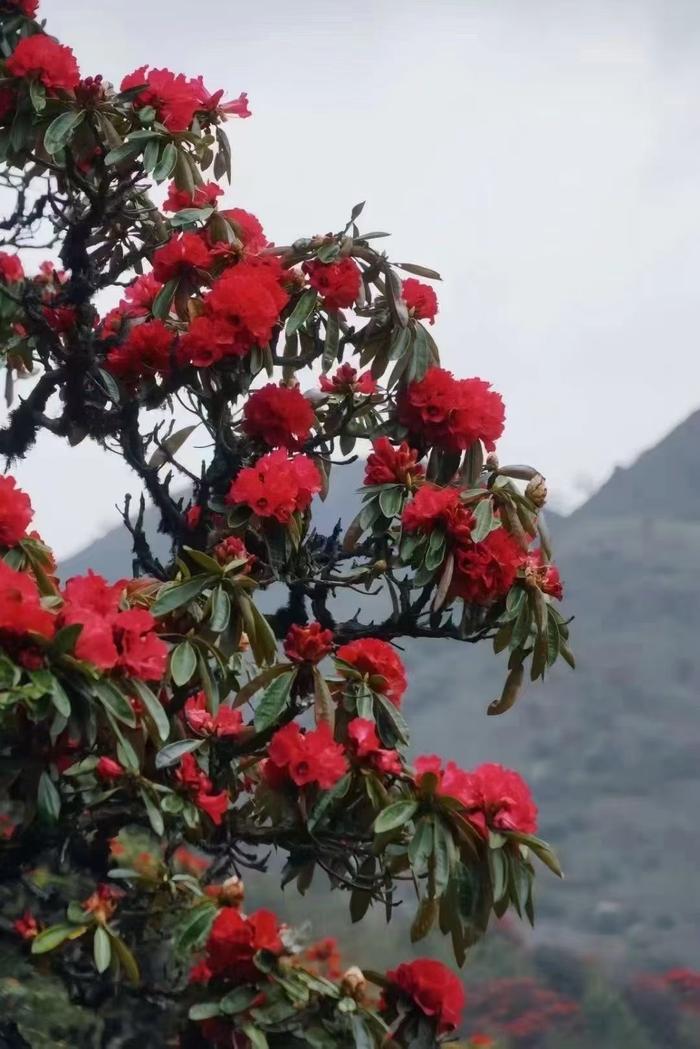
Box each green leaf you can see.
[322,310,340,372]
[130,678,170,742]
[29,78,46,113]
[139,787,164,836]
[209,586,231,633]
[410,897,439,943]
[149,423,197,469]
[432,817,456,897]
[350,1015,374,1049]
[515,833,563,878]
[169,206,214,228]
[220,987,259,1015]
[471,498,499,543]
[44,109,85,154]
[37,771,61,821]
[188,1002,222,1021]
[254,670,296,733]
[241,1025,269,1049]
[374,692,409,748]
[104,139,144,166]
[170,640,197,686]
[93,925,111,974]
[373,799,417,834]
[487,662,525,717]
[49,675,71,718]
[489,847,508,903]
[233,664,292,709]
[150,277,178,320]
[409,816,435,876]
[94,679,137,727]
[51,622,83,656]
[307,772,352,832]
[153,140,177,182]
[176,903,217,953]
[286,289,317,335]
[155,737,203,770]
[95,367,121,405]
[32,923,86,955]
[110,934,140,985]
[378,485,403,520]
[152,574,216,616]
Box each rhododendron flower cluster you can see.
[347,718,402,775]
[0,251,24,284]
[386,958,466,1032]
[364,437,425,487]
[152,232,213,284]
[283,621,334,664]
[199,905,283,983]
[213,535,254,568]
[61,571,167,679]
[451,527,525,605]
[200,257,289,357]
[320,363,376,396]
[6,34,80,91]
[227,449,321,522]
[184,692,243,738]
[415,756,538,837]
[120,66,250,133]
[175,752,229,824]
[399,367,505,452]
[265,721,347,789]
[303,257,361,310]
[0,559,54,640]
[163,181,223,213]
[243,383,315,448]
[106,319,177,382]
[402,277,439,324]
[0,474,33,546]
[526,549,564,601]
[336,637,408,706]
[223,207,268,253]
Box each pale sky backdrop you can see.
[6,0,700,558]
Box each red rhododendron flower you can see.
[152,232,212,284]
[401,483,463,534]
[115,609,168,679]
[174,752,229,825]
[8,1,40,17]
[414,754,475,809]
[42,304,76,333]
[347,718,402,775]
[205,905,283,982]
[180,314,239,367]
[205,257,289,353]
[13,911,39,940]
[163,181,223,213]
[0,475,33,546]
[213,535,254,569]
[6,34,80,91]
[399,368,505,452]
[96,756,125,781]
[451,527,525,605]
[319,363,376,396]
[303,257,361,310]
[386,958,466,1032]
[222,208,268,253]
[0,252,24,284]
[266,721,347,789]
[402,277,439,324]
[106,319,177,382]
[336,637,407,707]
[525,549,564,601]
[184,691,244,738]
[283,621,334,664]
[63,570,123,617]
[120,66,201,132]
[0,560,55,639]
[364,437,425,487]
[243,383,315,449]
[118,273,162,317]
[460,762,538,837]
[227,449,321,523]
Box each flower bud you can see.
[96,756,125,781]
[341,966,367,998]
[220,875,245,907]
[525,473,547,508]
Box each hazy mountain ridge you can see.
[60,413,700,969]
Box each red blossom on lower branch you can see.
[303,257,361,310]
[319,363,376,396]
[283,621,334,664]
[347,717,402,774]
[227,449,321,523]
[0,559,55,640]
[184,691,244,738]
[398,367,505,452]
[174,752,230,825]
[415,756,537,837]
[335,637,407,707]
[265,721,347,789]
[202,905,283,983]
[0,474,33,547]
[364,437,425,487]
[0,251,24,284]
[451,527,525,605]
[385,957,466,1033]
[243,382,316,449]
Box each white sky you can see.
[6,0,700,558]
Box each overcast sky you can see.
[5,0,700,558]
